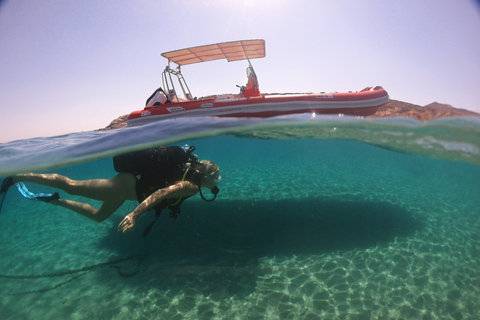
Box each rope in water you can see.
[0,254,148,296]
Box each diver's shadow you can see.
[98,198,423,295]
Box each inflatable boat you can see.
[127,39,389,127]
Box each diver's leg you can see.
[1,177,14,194]
[51,197,125,222]
[14,173,137,201]
[0,177,14,213]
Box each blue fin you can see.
[15,182,59,202]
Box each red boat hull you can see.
[127,86,388,126]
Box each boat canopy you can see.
[161,39,266,66]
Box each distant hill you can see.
[100,100,479,130]
[369,100,479,121]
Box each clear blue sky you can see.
[1,0,479,143]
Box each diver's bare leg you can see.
[13,173,137,201]
[51,198,125,222]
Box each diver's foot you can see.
[36,192,60,203]
[1,177,14,194]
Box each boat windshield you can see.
[247,66,256,79]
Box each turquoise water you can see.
[0,115,479,319]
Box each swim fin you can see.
[0,177,14,214]
[15,182,60,202]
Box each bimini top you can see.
[161,39,266,66]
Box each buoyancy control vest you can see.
[113,145,201,236]
[113,146,192,187]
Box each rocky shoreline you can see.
[100,100,479,131]
[369,100,479,121]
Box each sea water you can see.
[0,115,479,319]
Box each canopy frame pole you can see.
[162,68,170,95]
[161,66,193,102]
[176,70,193,100]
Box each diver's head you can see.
[200,160,221,190]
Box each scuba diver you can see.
[0,145,220,235]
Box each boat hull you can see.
[127,86,389,127]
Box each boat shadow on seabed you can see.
[98,197,423,296]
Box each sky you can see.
[0,0,479,143]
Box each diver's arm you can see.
[118,181,197,233]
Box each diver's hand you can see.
[118,213,137,233]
